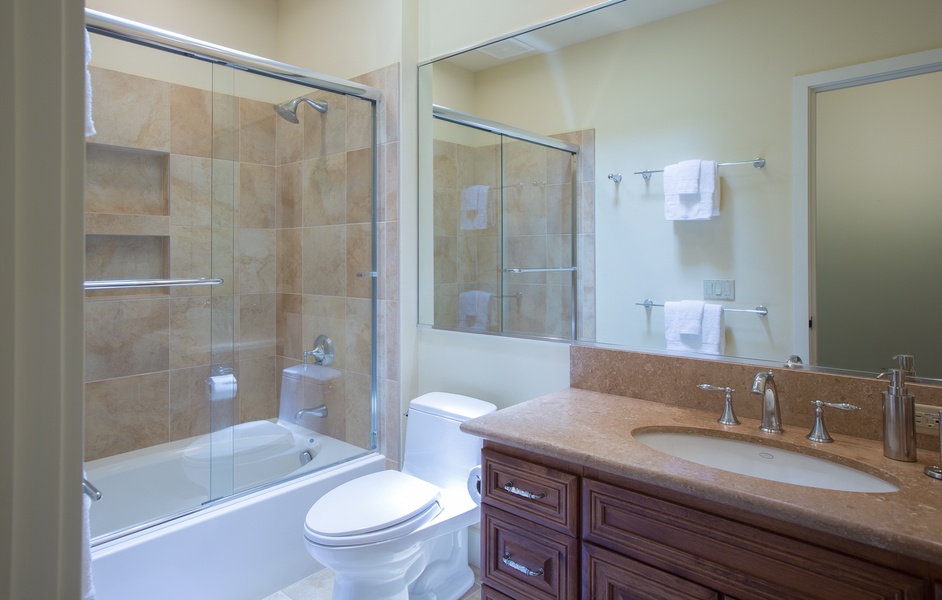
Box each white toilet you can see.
[302,392,496,600]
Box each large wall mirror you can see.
[418,0,942,379]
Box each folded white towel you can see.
[85,29,96,138]
[82,469,97,600]
[667,300,705,335]
[457,290,493,330]
[664,159,720,220]
[459,185,490,230]
[665,301,725,355]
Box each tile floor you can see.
[263,567,482,600]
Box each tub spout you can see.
[296,405,328,422]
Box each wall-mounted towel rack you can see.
[628,157,767,181]
[503,267,578,274]
[636,298,768,316]
[84,277,223,290]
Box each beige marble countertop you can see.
[461,388,942,564]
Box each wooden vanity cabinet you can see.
[480,443,937,600]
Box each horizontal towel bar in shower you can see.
[83,478,102,502]
[84,277,224,290]
[629,158,767,181]
[636,299,768,316]
[503,267,578,274]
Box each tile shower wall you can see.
[84,65,401,463]
[432,129,596,340]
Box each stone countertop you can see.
[461,388,942,564]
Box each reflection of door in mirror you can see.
[430,115,595,341]
[813,70,942,377]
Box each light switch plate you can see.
[703,279,735,301]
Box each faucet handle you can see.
[697,384,740,426]
[806,400,861,443]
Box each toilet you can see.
[302,392,496,600]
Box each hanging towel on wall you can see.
[665,301,725,355]
[457,290,493,330]
[667,300,705,335]
[459,185,491,230]
[85,28,96,137]
[663,160,719,220]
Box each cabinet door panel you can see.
[483,449,579,536]
[584,542,720,600]
[483,506,578,599]
[583,478,925,600]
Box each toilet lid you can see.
[304,470,443,546]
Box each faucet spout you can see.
[751,370,784,433]
[295,404,328,423]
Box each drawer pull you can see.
[502,552,544,577]
[503,481,546,500]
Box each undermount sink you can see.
[633,430,898,493]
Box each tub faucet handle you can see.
[697,384,740,426]
[806,400,860,443]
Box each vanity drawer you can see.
[583,478,925,600]
[482,505,578,600]
[482,448,579,536]
[583,542,720,599]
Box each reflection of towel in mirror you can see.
[459,185,490,230]
[665,302,725,355]
[457,290,494,330]
[85,28,96,137]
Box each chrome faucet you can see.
[751,370,783,433]
[295,404,328,422]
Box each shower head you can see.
[273,97,328,124]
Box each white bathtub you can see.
[87,421,385,600]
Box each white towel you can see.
[665,301,725,355]
[459,185,490,230]
[82,470,97,600]
[664,160,719,220]
[667,300,705,335]
[84,29,96,138]
[457,290,493,330]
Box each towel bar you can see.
[633,158,766,181]
[84,277,223,290]
[637,298,768,317]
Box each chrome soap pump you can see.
[877,354,917,462]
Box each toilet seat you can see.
[304,470,443,547]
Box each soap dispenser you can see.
[877,354,917,462]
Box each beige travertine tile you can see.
[504,184,547,236]
[382,64,400,145]
[503,138,546,186]
[238,293,276,360]
[86,145,168,216]
[238,163,278,228]
[240,98,277,166]
[85,213,170,236]
[546,183,574,235]
[381,377,401,462]
[208,225,236,297]
[505,235,547,284]
[169,364,213,441]
[302,154,347,226]
[344,371,371,448]
[434,188,458,238]
[346,95,373,152]
[546,234,573,285]
[301,294,347,370]
[345,147,373,224]
[345,298,372,375]
[474,235,500,283]
[302,92,346,160]
[382,141,399,223]
[345,223,371,299]
[212,93,240,161]
[169,154,212,226]
[170,84,212,158]
[546,145,575,186]
[210,294,237,365]
[276,293,303,359]
[433,140,457,190]
[472,143,501,188]
[276,111,303,165]
[88,67,170,151]
[169,225,212,294]
[170,296,212,369]
[301,225,346,297]
[85,234,167,283]
[382,221,400,303]
[85,372,170,460]
[277,162,303,228]
[433,236,457,285]
[85,298,170,381]
[237,228,276,294]
[277,227,302,294]
[236,355,278,423]
[211,158,239,228]
[380,299,400,382]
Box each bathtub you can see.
[87,420,385,600]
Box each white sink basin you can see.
[633,431,898,493]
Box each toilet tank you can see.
[278,364,341,424]
[401,392,496,490]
